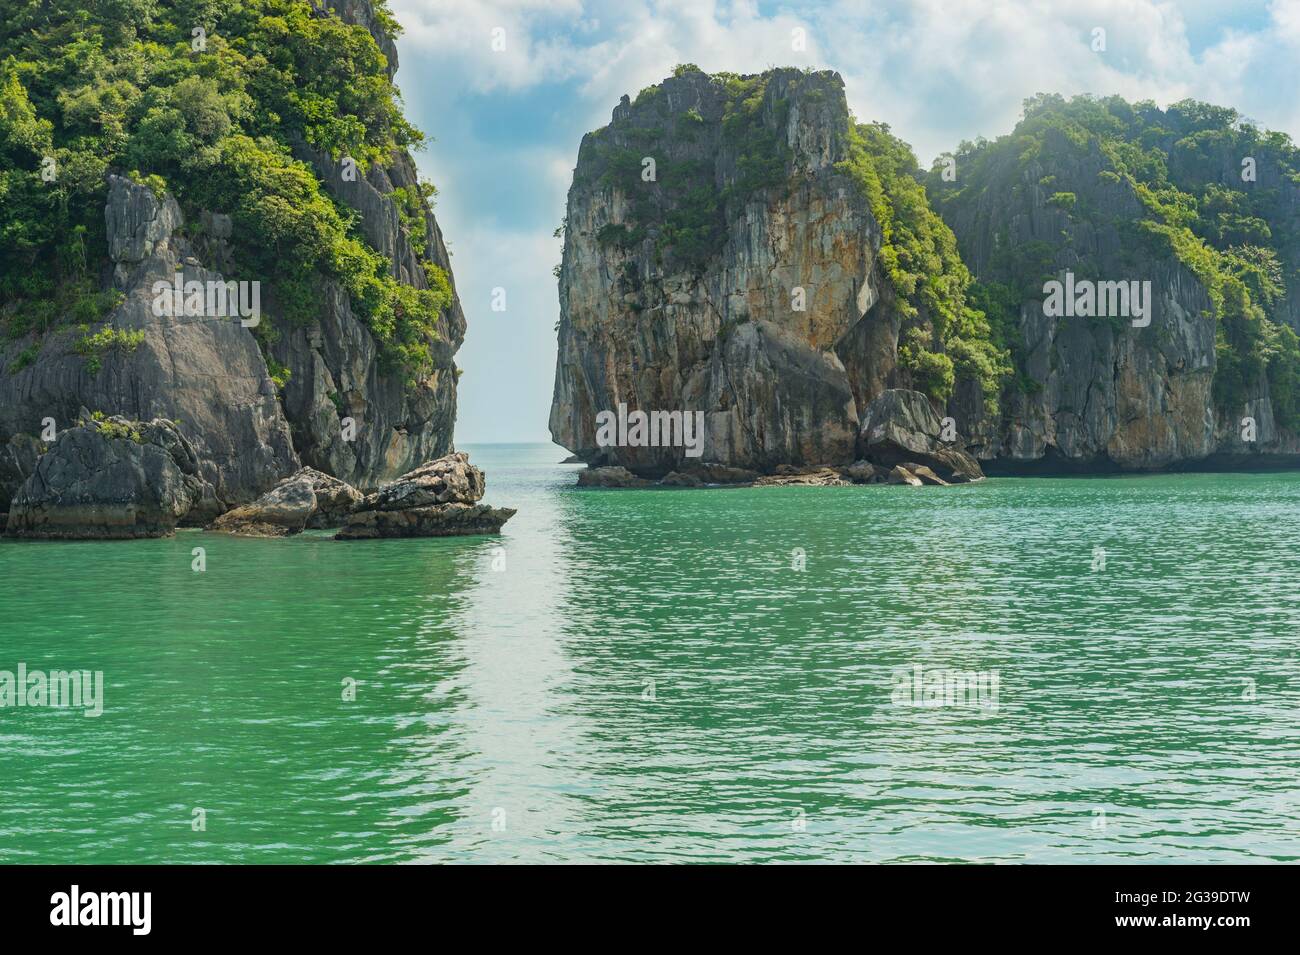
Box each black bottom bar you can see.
[0,865,1287,941]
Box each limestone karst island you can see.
[1,0,1296,886]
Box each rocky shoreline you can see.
[571,387,984,489]
[577,460,964,489]
[3,442,513,541]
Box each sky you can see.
[385,0,1300,443]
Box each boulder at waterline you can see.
[366,451,484,508]
[886,464,923,486]
[334,452,515,539]
[900,463,950,486]
[843,460,879,483]
[5,415,215,539]
[660,471,704,487]
[576,466,652,488]
[208,467,363,537]
[859,389,984,483]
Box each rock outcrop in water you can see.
[336,452,515,539]
[0,1,491,536]
[6,414,215,539]
[209,467,363,537]
[553,72,1300,480]
[550,66,999,482]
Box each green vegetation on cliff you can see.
[930,93,1300,428]
[0,0,449,380]
[583,67,793,273]
[837,121,1010,407]
[580,66,1010,409]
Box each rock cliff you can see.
[0,0,468,528]
[553,75,1300,478]
[1,175,300,513]
[549,67,1002,478]
[929,94,1300,472]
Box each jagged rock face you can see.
[999,264,1219,469]
[0,175,300,509]
[937,130,1220,470]
[551,69,896,476]
[934,120,1300,471]
[0,0,467,514]
[703,320,858,469]
[5,416,214,539]
[275,145,464,488]
[253,0,466,492]
[0,434,43,518]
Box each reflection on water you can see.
[0,443,1297,862]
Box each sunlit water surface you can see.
[1,443,1297,863]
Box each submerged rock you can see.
[335,452,514,538]
[5,415,214,538]
[208,467,363,537]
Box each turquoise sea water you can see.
[0,442,1297,863]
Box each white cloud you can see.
[399,0,1298,157]
[391,0,600,92]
